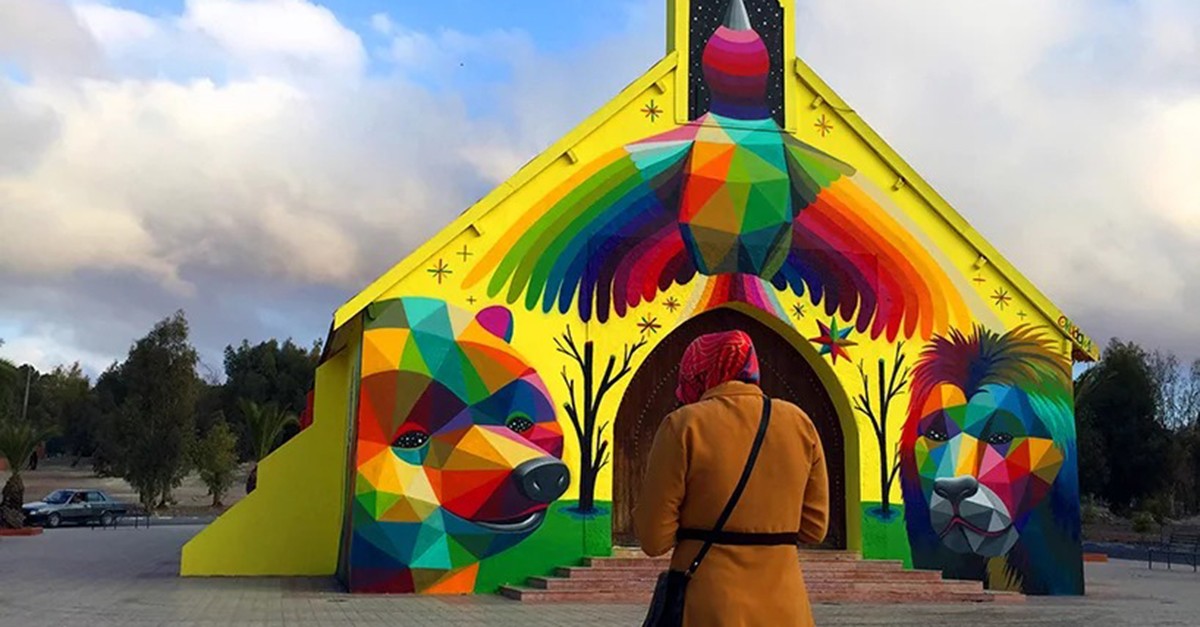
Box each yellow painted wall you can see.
[180,330,358,576]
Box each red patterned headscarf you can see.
[676,330,761,405]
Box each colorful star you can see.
[427,258,452,285]
[637,315,662,336]
[809,318,857,364]
[457,245,473,262]
[791,303,806,320]
[641,99,663,122]
[991,288,1013,310]
[814,114,834,138]
[664,297,681,313]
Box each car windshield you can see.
[43,490,74,504]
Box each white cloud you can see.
[73,3,160,52]
[0,0,102,76]
[180,0,366,76]
[370,12,393,36]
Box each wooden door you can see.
[612,307,847,549]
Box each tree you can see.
[1148,351,1200,430]
[0,419,54,528]
[1074,366,1112,500]
[95,311,200,510]
[853,343,910,519]
[239,399,298,493]
[555,326,645,514]
[222,339,320,459]
[38,364,95,463]
[1075,339,1169,513]
[192,419,239,507]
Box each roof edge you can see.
[791,57,1098,362]
[331,53,680,331]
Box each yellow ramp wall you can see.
[181,342,356,576]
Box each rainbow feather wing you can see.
[772,136,970,341]
[465,128,695,322]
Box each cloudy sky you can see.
[0,0,1196,378]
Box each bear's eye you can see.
[506,415,534,434]
[924,428,950,442]
[985,432,1014,445]
[393,430,430,449]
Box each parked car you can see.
[22,489,130,528]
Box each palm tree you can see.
[239,399,298,494]
[0,420,54,528]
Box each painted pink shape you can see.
[476,306,514,342]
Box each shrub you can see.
[1131,511,1156,534]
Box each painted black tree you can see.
[853,342,911,519]
[555,326,646,514]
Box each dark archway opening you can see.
[612,306,847,549]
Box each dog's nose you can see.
[933,476,979,505]
[514,458,570,503]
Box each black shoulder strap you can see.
[685,395,772,577]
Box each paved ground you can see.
[2,526,1199,626]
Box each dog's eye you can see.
[393,430,430,449]
[506,415,534,434]
[985,432,1014,445]
[924,428,950,442]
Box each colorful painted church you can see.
[182,0,1094,597]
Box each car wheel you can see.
[99,511,114,527]
[46,513,61,528]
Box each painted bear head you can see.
[349,297,568,594]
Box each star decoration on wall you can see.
[457,245,473,262]
[637,315,662,336]
[814,114,834,138]
[991,288,1013,310]
[791,303,806,320]
[427,258,453,285]
[972,274,987,285]
[664,296,681,313]
[466,296,477,306]
[642,99,663,122]
[809,318,857,364]
[1017,310,1028,320]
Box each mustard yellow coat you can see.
[634,380,829,627]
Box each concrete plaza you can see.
[0,525,1196,626]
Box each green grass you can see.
[860,502,912,568]
[473,500,612,593]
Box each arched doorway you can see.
[612,306,848,549]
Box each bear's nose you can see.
[514,458,570,503]
[933,476,979,505]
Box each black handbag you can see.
[642,395,772,627]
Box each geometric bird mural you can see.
[899,325,1084,595]
[349,297,569,593]
[466,0,972,342]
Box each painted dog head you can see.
[349,298,568,594]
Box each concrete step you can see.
[500,584,1018,605]
[507,548,1024,605]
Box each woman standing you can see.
[634,331,829,626]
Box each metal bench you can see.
[1148,531,1200,571]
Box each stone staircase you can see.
[499,547,1024,604]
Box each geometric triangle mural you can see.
[348,297,569,594]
